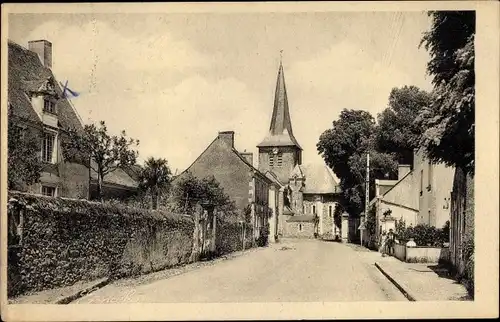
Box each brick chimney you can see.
[240,150,253,166]
[218,131,234,148]
[398,164,411,180]
[28,40,52,69]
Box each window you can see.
[303,204,305,213]
[419,169,423,196]
[277,153,283,167]
[42,132,56,163]
[298,224,303,232]
[42,186,56,197]
[329,205,333,218]
[427,162,432,191]
[269,153,274,166]
[313,205,316,215]
[43,99,56,114]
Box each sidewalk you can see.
[8,278,109,304]
[8,245,266,304]
[374,253,471,301]
[345,243,471,301]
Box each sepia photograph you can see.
[1,1,498,321]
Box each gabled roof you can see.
[290,164,305,179]
[286,215,316,223]
[257,62,302,149]
[175,134,272,185]
[293,163,340,194]
[8,40,83,132]
[91,168,139,189]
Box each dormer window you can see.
[43,98,56,114]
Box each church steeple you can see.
[257,59,302,150]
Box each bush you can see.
[395,222,449,247]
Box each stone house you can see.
[369,148,455,244]
[173,131,273,243]
[7,39,138,199]
[256,61,341,239]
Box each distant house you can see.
[256,61,341,239]
[8,39,138,199]
[369,148,455,243]
[173,131,273,243]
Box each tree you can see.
[171,172,237,219]
[418,11,475,175]
[376,86,432,164]
[62,121,139,200]
[7,117,43,191]
[138,157,172,210]
[317,109,398,217]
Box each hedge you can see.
[7,191,194,297]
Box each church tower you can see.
[257,60,302,184]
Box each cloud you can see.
[22,20,210,75]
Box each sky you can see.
[9,12,434,174]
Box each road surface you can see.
[76,239,406,303]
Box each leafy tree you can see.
[171,172,237,219]
[62,121,139,200]
[7,116,43,191]
[138,157,172,210]
[376,86,432,164]
[317,109,398,217]
[418,11,475,175]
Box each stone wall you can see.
[7,191,194,297]
[284,221,315,238]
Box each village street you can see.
[75,239,406,303]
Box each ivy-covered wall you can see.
[7,192,194,297]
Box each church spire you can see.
[257,55,302,149]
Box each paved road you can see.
[76,239,406,303]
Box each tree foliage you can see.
[418,11,475,175]
[171,172,237,219]
[317,109,398,216]
[7,117,43,191]
[62,120,139,200]
[138,157,172,210]
[376,86,432,164]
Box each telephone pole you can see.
[365,153,370,220]
[360,153,369,247]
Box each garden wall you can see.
[215,220,254,256]
[7,191,194,297]
[392,242,449,263]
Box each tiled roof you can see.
[286,215,316,223]
[8,40,83,132]
[299,163,340,194]
[91,167,139,188]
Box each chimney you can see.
[240,150,253,166]
[398,164,411,180]
[218,131,235,148]
[28,40,52,69]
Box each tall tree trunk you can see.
[97,168,103,202]
[152,187,158,210]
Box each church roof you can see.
[257,62,302,149]
[294,163,340,194]
[286,215,316,223]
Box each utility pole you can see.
[361,153,369,247]
[365,153,370,219]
